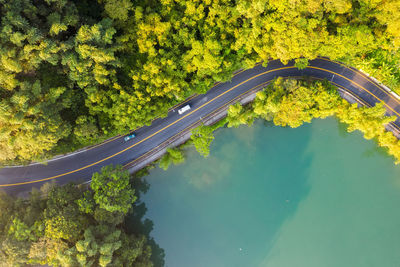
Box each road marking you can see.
[58,62,263,156]
[87,80,271,184]
[308,66,400,117]
[8,64,263,168]
[331,83,400,132]
[282,75,400,132]
[317,57,400,106]
[123,80,273,168]
[0,67,289,187]
[2,64,399,187]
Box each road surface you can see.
[2,57,400,195]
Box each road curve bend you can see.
[2,57,400,196]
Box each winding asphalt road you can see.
[2,57,400,196]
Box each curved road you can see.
[2,57,400,196]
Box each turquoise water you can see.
[138,118,400,267]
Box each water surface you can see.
[138,118,400,267]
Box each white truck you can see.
[178,104,191,114]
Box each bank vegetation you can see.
[0,165,161,266]
[191,78,400,164]
[1,0,400,164]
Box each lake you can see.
[136,117,400,267]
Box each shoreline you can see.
[124,77,400,175]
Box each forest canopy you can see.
[1,0,400,163]
[0,165,156,266]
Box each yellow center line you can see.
[3,64,400,187]
[301,75,371,106]
[308,66,400,118]
[331,83,400,132]
[317,57,400,106]
[285,75,400,132]
[81,62,262,153]
[0,67,289,187]
[123,80,273,168]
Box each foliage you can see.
[253,78,344,128]
[191,124,216,158]
[0,165,154,266]
[294,58,309,70]
[348,49,400,93]
[189,77,400,164]
[226,102,255,128]
[224,78,400,163]
[44,184,88,241]
[191,119,227,158]
[90,165,136,214]
[158,147,185,170]
[1,0,400,163]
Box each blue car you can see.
[124,133,136,142]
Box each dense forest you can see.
[0,165,161,266]
[1,0,400,163]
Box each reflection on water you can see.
[126,178,165,267]
[137,119,313,266]
[182,153,231,189]
[181,125,261,190]
[130,118,400,267]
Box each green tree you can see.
[294,58,309,70]
[62,225,122,267]
[337,102,395,140]
[226,102,254,128]
[90,165,136,214]
[159,147,185,170]
[191,124,215,158]
[0,164,157,266]
[101,0,133,22]
[190,119,227,158]
[8,218,34,241]
[0,236,31,266]
[44,184,87,242]
[2,0,400,163]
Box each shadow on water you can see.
[136,119,315,266]
[126,177,166,267]
[262,119,274,128]
[335,117,351,138]
[334,118,394,160]
[362,141,393,159]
